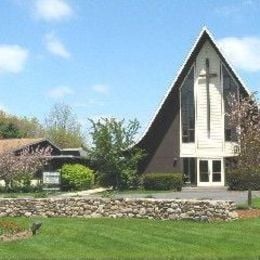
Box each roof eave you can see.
[133,27,251,147]
[11,138,62,153]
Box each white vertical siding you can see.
[196,41,223,151]
[180,40,237,158]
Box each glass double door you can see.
[197,158,223,186]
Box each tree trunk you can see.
[4,180,12,192]
[248,187,252,208]
[116,174,119,190]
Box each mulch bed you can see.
[0,230,32,242]
[236,209,260,219]
[0,219,33,242]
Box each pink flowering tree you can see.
[228,93,260,206]
[0,146,52,191]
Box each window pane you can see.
[213,173,221,182]
[213,161,221,172]
[189,158,196,184]
[200,160,209,182]
[183,158,196,184]
[212,160,221,182]
[225,129,231,142]
[183,158,188,176]
[181,67,195,143]
[200,161,208,172]
[223,65,238,142]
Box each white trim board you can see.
[134,27,251,148]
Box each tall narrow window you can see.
[222,65,239,142]
[183,158,196,185]
[181,67,195,143]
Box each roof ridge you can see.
[133,26,251,147]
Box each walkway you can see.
[108,187,260,204]
[57,187,108,197]
[50,187,260,204]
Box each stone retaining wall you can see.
[0,198,238,221]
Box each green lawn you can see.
[0,191,63,199]
[0,217,259,259]
[252,197,260,208]
[237,197,260,209]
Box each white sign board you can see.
[43,172,60,185]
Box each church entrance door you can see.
[197,158,224,186]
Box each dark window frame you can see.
[183,157,196,185]
[222,64,239,142]
[181,66,195,143]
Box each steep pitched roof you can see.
[136,27,251,146]
[0,138,60,154]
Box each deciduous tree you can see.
[88,118,145,190]
[0,146,52,190]
[45,103,85,148]
[0,111,44,138]
[228,93,260,206]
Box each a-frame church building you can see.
[136,27,250,187]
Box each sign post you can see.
[42,172,61,191]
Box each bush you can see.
[60,164,94,191]
[2,180,43,193]
[226,169,260,190]
[143,173,183,191]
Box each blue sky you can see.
[0,0,260,135]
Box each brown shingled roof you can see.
[0,138,45,154]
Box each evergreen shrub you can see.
[143,173,183,191]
